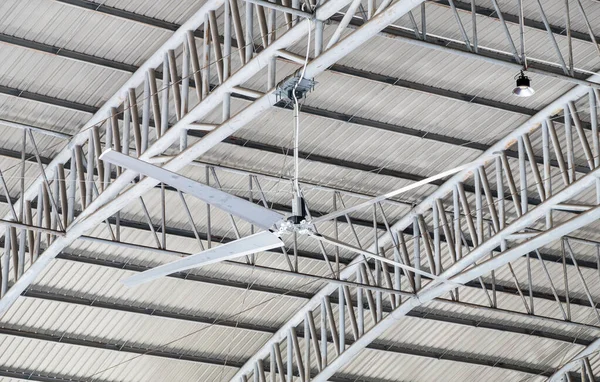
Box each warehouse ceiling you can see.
[0,0,600,381]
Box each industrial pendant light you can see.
[513,71,535,97]
[512,0,535,97]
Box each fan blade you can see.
[309,232,460,287]
[100,150,284,231]
[311,160,481,225]
[122,231,284,287]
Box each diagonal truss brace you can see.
[3,0,600,379]
[0,0,427,320]
[227,30,600,382]
[548,339,600,379]
[0,0,356,312]
[313,167,600,380]
[0,0,225,237]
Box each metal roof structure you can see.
[1,0,600,380]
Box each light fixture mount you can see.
[513,70,535,97]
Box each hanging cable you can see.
[518,0,527,69]
[291,15,312,197]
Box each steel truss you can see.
[231,163,600,380]
[1,0,600,380]
[217,0,600,379]
[5,0,600,124]
[227,30,600,382]
[1,128,600,378]
[0,0,363,307]
[0,0,426,328]
[17,0,600,84]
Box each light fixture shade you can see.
[513,72,535,97]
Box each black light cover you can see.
[513,71,535,97]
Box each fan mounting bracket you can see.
[276,75,315,102]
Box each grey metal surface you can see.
[0,0,600,381]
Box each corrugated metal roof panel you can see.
[0,0,172,67]
[339,347,547,382]
[0,0,599,379]
[0,333,239,381]
[2,296,272,363]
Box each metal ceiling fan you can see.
[101,59,474,288]
[100,149,475,287]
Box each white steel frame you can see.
[0,0,428,312]
[1,0,600,380]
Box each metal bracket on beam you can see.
[276,75,316,102]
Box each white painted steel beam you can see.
[242,0,314,18]
[315,199,600,381]
[228,27,600,382]
[548,341,600,379]
[267,159,600,381]
[370,79,600,255]
[4,0,598,379]
[0,0,225,304]
[0,0,432,378]
[0,0,346,315]
[0,0,225,239]
[228,0,439,379]
[0,0,402,317]
[299,85,600,382]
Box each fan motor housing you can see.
[288,196,307,224]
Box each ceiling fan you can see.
[100,149,476,287]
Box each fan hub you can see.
[277,219,313,235]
